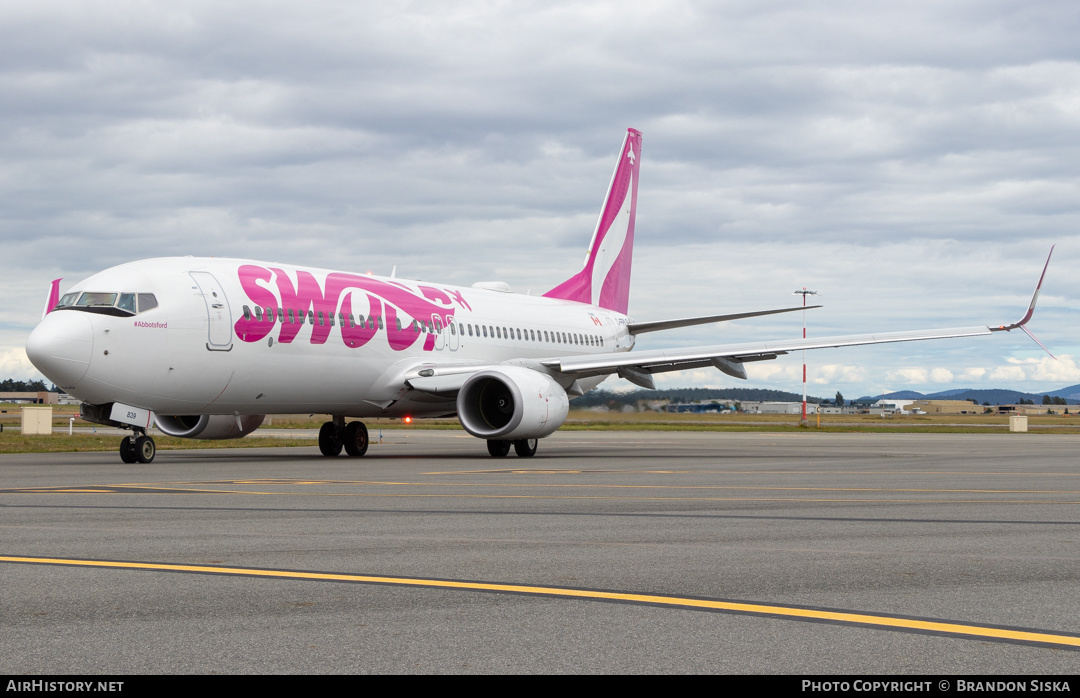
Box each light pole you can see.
[794,288,819,422]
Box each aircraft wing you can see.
[544,246,1054,388]
[405,324,994,396]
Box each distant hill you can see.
[1048,383,1080,401]
[578,383,1080,410]
[858,387,1080,405]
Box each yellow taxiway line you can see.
[3,555,1078,650]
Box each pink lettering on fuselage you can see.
[233,265,463,352]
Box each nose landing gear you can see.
[119,430,155,464]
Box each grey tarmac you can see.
[2,430,1080,674]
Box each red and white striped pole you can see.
[794,288,818,422]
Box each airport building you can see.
[907,400,988,415]
[0,391,58,405]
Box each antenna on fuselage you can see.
[390,266,397,278]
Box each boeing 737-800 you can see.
[25,128,1052,463]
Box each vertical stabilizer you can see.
[543,128,641,314]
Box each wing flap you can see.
[543,325,994,377]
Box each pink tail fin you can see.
[42,278,62,319]
[543,128,641,314]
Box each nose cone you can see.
[26,311,94,390]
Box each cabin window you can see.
[450,323,456,335]
[243,305,252,321]
[308,311,315,325]
[395,317,402,331]
[377,316,383,329]
[434,318,442,332]
[254,307,263,321]
[483,326,488,337]
[265,307,274,322]
[468,325,474,336]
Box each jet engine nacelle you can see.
[154,414,265,440]
[457,366,570,441]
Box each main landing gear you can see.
[319,418,369,457]
[487,439,537,458]
[119,430,155,464]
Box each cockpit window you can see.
[76,292,117,308]
[57,291,160,317]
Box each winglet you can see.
[42,278,62,319]
[993,246,1053,332]
[991,246,1054,357]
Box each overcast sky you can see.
[2,0,1078,398]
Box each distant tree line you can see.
[570,387,825,409]
[0,379,57,392]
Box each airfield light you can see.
[793,288,819,423]
[404,416,412,424]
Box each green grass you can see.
[2,408,1075,454]
[0,433,316,454]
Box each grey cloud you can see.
[2,1,1077,395]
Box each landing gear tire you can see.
[119,437,138,464]
[135,435,156,464]
[319,422,343,457]
[343,421,369,457]
[487,439,511,457]
[514,439,538,457]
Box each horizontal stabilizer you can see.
[628,305,821,335]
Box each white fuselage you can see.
[28,257,635,418]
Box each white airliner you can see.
[26,128,1052,463]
